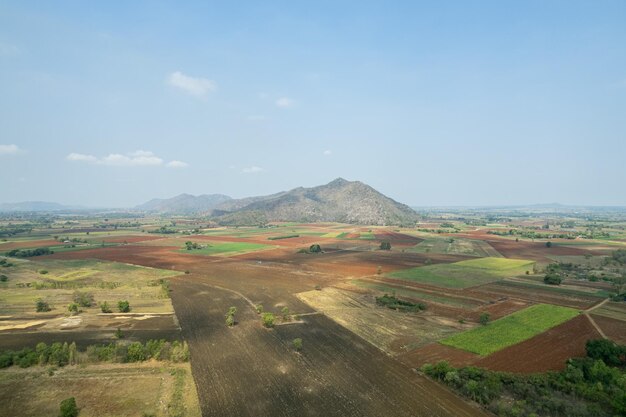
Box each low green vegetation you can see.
[0,340,190,369]
[261,312,275,328]
[179,241,272,256]
[267,234,299,240]
[409,237,502,257]
[375,293,426,312]
[5,247,53,258]
[440,304,579,355]
[389,257,535,289]
[422,339,626,417]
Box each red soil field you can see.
[467,299,530,321]
[474,315,600,373]
[398,342,479,369]
[0,239,61,250]
[474,281,599,310]
[97,235,165,244]
[374,231,422,246]
[591,315,626,344]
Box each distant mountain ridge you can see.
[135,193,232,213]
[212,178,417,225]
[0,201,81,212]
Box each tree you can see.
[59,397,78,417]
[309,244,322,253]
[586,339,626,367]
[0,274,7,282]
[544,273,562,285]
[293,338,303,352]
[117,300,131,313]
[36,298,51,312]
[100,302,112,313]
[546,241,552,248]
[281,306,291,321]
[380,241,391,250]
[261,312,275,328]
[479,312,490,325]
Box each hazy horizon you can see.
[2,1,625,207]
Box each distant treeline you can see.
[5,247,53,257]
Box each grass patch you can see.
[409,237,501,257]
[180,241,273,256]
[440,304,579,355]
[388,257,534,289]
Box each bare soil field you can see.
[171,279,487,417]
[474,281,599,309]
[0,239,61,250]
[591,314,626,344]
[473,315,599,373]
[397,342,479,369]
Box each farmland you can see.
[388,257,535,289]
[0,211,625,417]
[440,304,580,355]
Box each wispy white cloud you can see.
[0,144,21,155]
[168,71,216,97]
[275,97,294,108]
[242,166,264,174]
[166,160,189,168]
[66,150,187,168]
[323,150,332,156]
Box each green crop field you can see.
[408,237,501,257]
[388,257,535,289]
[440,304,579,355]
[180,241,274,256]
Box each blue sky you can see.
[1,1,625,207]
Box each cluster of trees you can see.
[375,293,425,313]
[5,247,53,257]
[379,241,391,250]
[298,244,323,254]
[184,241,203,250]
[422,339,626,417]
[0,340,190,369]
[487,229,576,240]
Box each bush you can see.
[293,338,303,352]
[59,397,78,417]
[380,241,391,250]
[261,312,275,328]
[100,302,112,313]
[73,291,94,307]
[0,274,7,282]
[117,300,131,313]
[309,244,322,253]
[36,298,51,312]
[544,273,562,285]
[68,303,79,314]
[479,312,490,325]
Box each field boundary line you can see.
[583,312,608,339]
[585,297,610,313]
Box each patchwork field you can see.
[440,304,580,355]
[1,218,624,417]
